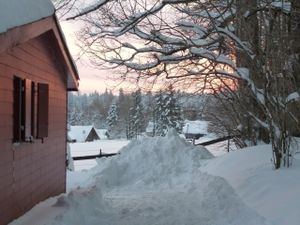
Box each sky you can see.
[61,21,127,94]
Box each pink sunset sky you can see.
[61,21,133,94]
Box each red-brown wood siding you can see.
[0,32,68,225]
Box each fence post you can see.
[227,133,230,152]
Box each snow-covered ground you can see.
[195,133,237,157]
[203,144,300,225]
[69,140,130,171]
[10,131,300,225]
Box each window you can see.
[13,76,49,143]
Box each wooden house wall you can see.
[0,32,68,225]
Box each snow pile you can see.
[47,130,271,225]
[93,129,214,189]
[0,0,55,33]
[50,174,270,225]
[50,187,114,225]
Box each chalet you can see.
[96,129,110,140]
[182,120,208,140]
[0,0,79,224]
[68,126,100,142]
[145,122,155,137]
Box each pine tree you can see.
[106,103,118,131]
[128,89,144,139]
[165,85,184,133]
[153,90,166,136]
[143,91,154,123]
[154,86,183,136]
[68,107,83,125]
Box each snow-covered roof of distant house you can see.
[68,125,95,142]
[271,1,291,13]
[0,0,55,34]
[182,120,208,134]
[146,122,155,133]
[96,129,109,139]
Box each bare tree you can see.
[62,0,300,168]
[52,0,77,18]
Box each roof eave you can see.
[53,15,80,91]
[0,15,80,91]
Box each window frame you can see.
[13,76,49,143]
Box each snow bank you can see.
[47,130,270,225]
[203,145,300,225]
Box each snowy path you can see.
[100,180,270,225]
[48,173,270,225]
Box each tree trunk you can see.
[290,0,300,81]
[235,0,266,144]
[290,0,300,136]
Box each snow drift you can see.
[203,144,300,225]
[48,130,271,225]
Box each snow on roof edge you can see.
[0,0,80,90]
[53,15,80,82]
[0,0,55,34]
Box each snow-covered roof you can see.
[0,0,55,34]
[146,122,155,133]
[96,129,109,139]
[0,0,79,91]
[271,1,291,13]
[182,120,208,134]
[68,125,95,142]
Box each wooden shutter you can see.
[31,82,37,138]
[24,79,32,141]
[37,83,49,138]
[13,77,23,142]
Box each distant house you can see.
[96,129,110,139]
[145,122,155,136]
[68,126,101,142]
[0,0,79,224]
[183,120,208,140]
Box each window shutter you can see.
[31,82,37,138]
[37,83,49,138]
[24,79,32,141]
[13,77,23,142]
